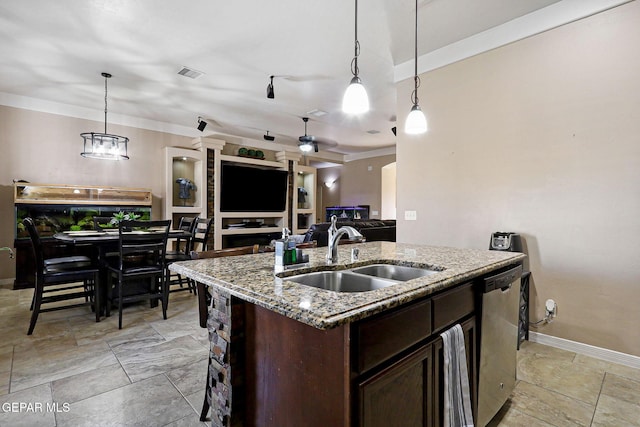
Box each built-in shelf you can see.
[171,206,202,214]
[293,164,317,234]
[220,211,285,236]
[221,227,282,236]
[164,146,207,229]
[219,154,284,169]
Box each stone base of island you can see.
[169,241,525,427]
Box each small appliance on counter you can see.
[489,231,523,253]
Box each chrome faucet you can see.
[326,215,364,264]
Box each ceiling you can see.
[0,0,564,156]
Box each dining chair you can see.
[105,219,171,329]
[189,244,260,421]
[165,216,198,293]
[23,217,101,335]
[190,217,214,252]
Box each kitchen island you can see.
[169,241,525,427]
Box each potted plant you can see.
[110,211,141,229]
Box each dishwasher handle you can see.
[482,264,523,293]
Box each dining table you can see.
[53,228,192,317]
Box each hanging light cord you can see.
[103,73,109,134]
[350,0,360,78]
[411,0,421,107]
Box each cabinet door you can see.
[358,344,433,427]
[432,316,477,427]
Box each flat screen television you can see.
[220,162,289,212]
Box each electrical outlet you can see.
[404,210,417,221]
[545,299,557,321]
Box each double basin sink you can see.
[281,263,440,293]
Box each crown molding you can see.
[344,146,396,163]
[394,0,632,82]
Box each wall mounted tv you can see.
[220,162,289,212]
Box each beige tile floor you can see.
[489,342,640,427]
[0,286,209,426]
[0,286,639,426]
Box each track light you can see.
[267,75,275,99]
[263,131,275,141]
[197,117,207,132]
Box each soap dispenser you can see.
[275,228,291,268]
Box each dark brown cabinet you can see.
[358,343,433,427]
[355,314,476,427]
[225,281,478,427]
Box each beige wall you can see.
[314,154,396,223]
[316,166,342,222]
[0,106,192,281]
[396,2,640,356]
[341,154,396,220]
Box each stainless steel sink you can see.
[285,270,397,293]
[350,264,438,281]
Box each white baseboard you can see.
[0,278,14,289]
[529,331,640,370]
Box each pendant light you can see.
[342,0,369,115]
[404,0,427,135]
[80,72,129,160]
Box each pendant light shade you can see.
[405,104,428,134]
[342,76,369,115]
[81,73,129,160]
[404,0,427,135]
[342,0,369,115]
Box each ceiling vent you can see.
[307,109,327,117]
[177,67,204,79]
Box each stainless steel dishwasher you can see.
[477,264,522,427]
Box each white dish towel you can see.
[441,323,474,427]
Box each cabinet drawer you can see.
[355,298,432,373]
[431,282,474,333]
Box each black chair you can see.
[165,216,198,293]
[105,219,171,329]
[23,217,101,335]
[190,217,213,252]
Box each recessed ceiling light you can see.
[178,66,204,79]
[307,109,327,117]
[366,130,380,134]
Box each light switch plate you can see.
[404,210,417,221]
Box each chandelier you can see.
[81,72,129,160]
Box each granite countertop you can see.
[169,241,525,330]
